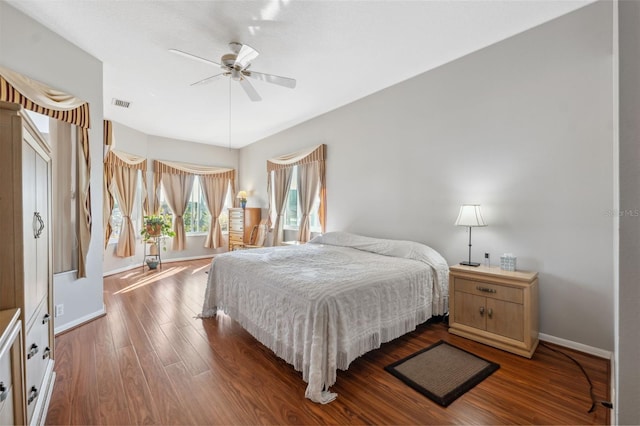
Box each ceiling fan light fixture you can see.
[170,41,296,101]
[221,53,237,68]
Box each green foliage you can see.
[140,215,176,241]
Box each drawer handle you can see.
[42,346,51,359]
[27,386,38,405]
[476,286,497,294]
[479,306,485,316]
[42,313,50,324]
[27,343,39,359]
[0,382,7,402]
[488,308,493,319]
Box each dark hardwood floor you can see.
[45,259,610,425]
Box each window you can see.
[184,178,210,234]
[282,166,321,232]
[109,199,123,239]
[159,179,233,235]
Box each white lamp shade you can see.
[455,204,487,227]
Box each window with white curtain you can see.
[159,179,233,235]
[281,166,321,233]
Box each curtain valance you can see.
[267,144,325,173]
[106,150,148,171]
[154,159,235,179]
[0,66,90,129]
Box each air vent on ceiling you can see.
[112,98,131,108]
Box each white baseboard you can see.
[54,305,106,335]
[539,332,613,359]
[103,254,215,277]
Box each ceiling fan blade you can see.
[169,48,221,67]
[239,78,262,102]
[244,70,296,89]
[234,44,259,70]
[190,73,227,87]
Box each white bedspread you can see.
[201,232,449,403]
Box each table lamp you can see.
[455,204,487,267]
[237,190,247,209]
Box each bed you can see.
[200,231,449,403]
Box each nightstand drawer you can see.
[454,278,523,304]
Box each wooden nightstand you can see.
[448,264,539,358]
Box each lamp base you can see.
[460,261,481,267]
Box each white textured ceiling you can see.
[8,0,593,148]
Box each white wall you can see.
[0,3,105,333]
[103,122,239,274]
[617,0,640,422]
[240,2,614,351]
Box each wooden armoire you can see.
[0,101,56,425]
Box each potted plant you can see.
[141,215,175,256]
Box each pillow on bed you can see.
[309,231,448,272]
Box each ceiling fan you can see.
[169,42,296,102]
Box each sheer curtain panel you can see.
[110,166,139,257]
[270,167,294,246]
[200,175,230,249]
[296,162,321,243]
[104,149,148,256]
[103,120,114,248]
[161,173,195,251]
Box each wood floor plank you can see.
[159,321,210,376]
[136,303,182,366]
[45,259,610,425]
[94,321,130,421]
[44,334,72,426]
[68,322,100,425]
[164,362,226,425]
[138,350,196,425]
[116,345,159,425]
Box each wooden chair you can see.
[245,219,268,248]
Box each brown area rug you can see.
[385,340,499,407]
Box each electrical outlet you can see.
[55,304,64,317]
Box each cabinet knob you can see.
[479,306,485,316]
[27,386,39,405]
[0,382,7,402]
[488,308,493,319]
[27,343,39,359]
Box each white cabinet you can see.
[0,101,55,425]
[0,309,25,425]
